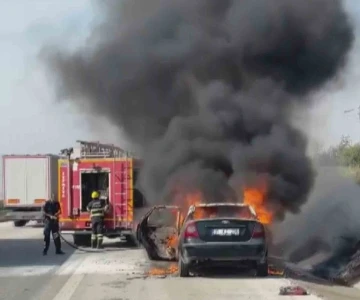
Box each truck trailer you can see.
[58,140,145,246]
[2,154,59,227]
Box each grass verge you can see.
[341,166,360,185]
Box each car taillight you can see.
[184,222,199,238]
[252,223,265,238]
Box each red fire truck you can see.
[58,140,145,246]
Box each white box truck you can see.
[2,154,59,227]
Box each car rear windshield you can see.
[188,205,255,220]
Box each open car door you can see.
[136,205,182,261]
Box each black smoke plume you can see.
[43,0,354,221]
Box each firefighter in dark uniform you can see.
[42,195,65,255]
[87,191,108,249]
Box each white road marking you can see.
[30,253,88,300]
[55,253,87,276]
[50,250,147,300]
[52,274,85,300]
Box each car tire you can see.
[179,256,190,277]
[256,261,269,277]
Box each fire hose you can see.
[58,229,138,253]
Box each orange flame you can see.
[173,190,204,217]
[147,263,178,276]
[268,265,284,276]
[165,192,204,251]
[243,186,273,224]
[184,191,203,209]
[166,234,178,248]
[173,187,274,223]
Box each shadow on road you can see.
[196,267,270,279]
[0,238,76,268]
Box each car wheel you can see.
[256,261,268,277]
[178,256,190,277]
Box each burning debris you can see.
[43,0,354,223]
[147,263,179,277]
[268,265,285,277]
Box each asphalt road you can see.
[1,222,360,300]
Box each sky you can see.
[0,0,121,156]
[0,0,360,158]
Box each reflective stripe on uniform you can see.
[91,234,97,240]
[91,213,104,217]
[90,208,105,217]
[97,234,103,239]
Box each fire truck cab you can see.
[58,140,145,246]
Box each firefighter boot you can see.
[53,233,65,254]
[97,235,104,249]
[91,235,97,249]
[43,225,51,255]
[43,240,49,256]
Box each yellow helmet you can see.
[91,191,100,199]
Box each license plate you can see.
[211,228,240,236]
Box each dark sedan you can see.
[177,203,269,277]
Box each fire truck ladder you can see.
[112,152,131,229]
[76,140,132,158]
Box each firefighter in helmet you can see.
[87,190,108,249]
[42,194,65,255]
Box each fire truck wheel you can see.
[14,220,28,227]
[124,234,138,247]
[73,234,92,247]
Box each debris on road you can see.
[279,286,309,295]
[311,238,360,286]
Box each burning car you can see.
[177,203,269,277]
[136,202,270,277]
